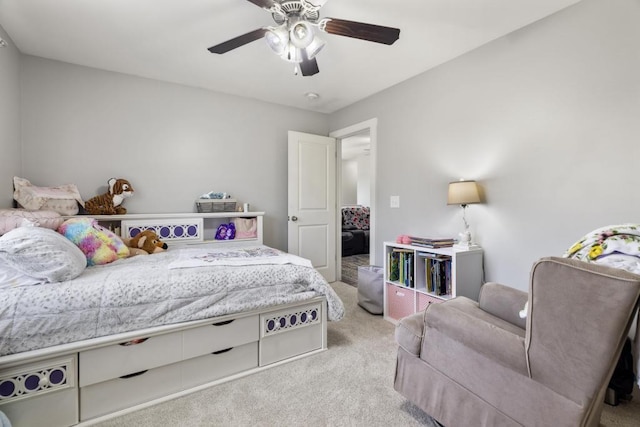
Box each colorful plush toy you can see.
[84,178,134,215]
[58,217,130,266]
[123,230,168,256]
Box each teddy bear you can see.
[123,230,168,256]
[84,178,134,215]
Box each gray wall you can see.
[0,25,21,207]
[341,159,357,205]
[330,0,640,290]
[19,56,329,250]
[7,0,640,290]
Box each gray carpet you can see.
[95,281,440,427]
[94,282,640,427]
[341,254,370,287]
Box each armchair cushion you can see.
[422,297,527,375]
[479,282,528,329]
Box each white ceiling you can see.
[342,132,370,161]
[0,0,581,113]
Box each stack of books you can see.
[409,236,455,248]
[423,254,452,296]
[388,248,414,288]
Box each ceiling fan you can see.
[207,0,400,76]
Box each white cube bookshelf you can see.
[383,241,483,324]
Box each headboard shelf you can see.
[65,212,264,246]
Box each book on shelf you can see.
[409,236,455,248]
[387,248,415,288]
[424,255,452,296]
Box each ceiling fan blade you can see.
[322,18,400,45]
[208,28,268,54]
[245,0,276,9]
[300,52,319,76]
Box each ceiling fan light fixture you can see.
[304,36,325,60]
[290,21,314,49]
[207,0,401,76]
[283,44,303,63]
[265,27,289,55]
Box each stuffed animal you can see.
[396,234,411,245]
[123,230,168,255]
[215,223,236,240]
[84,178,134,215]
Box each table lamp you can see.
[447,179,481,249]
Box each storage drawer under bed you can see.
[182,315,258,360]
[259,302,324,366]
[80,342,259,421]
[80,360,183,421]
[181,341,258,389]
[79,330,183,387]
[80,314,259,387]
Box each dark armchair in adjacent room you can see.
[394,257,640,427]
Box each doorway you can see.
[330,119,377,285]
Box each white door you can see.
[288,131,336,282]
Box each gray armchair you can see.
[394,257,640,427]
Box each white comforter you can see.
[0,245,344,356]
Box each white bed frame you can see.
[0,297,328,426]
[0,212,330,426]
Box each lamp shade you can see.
[447,180,481,206]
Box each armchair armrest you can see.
[479,282,528,329]
[395,311,425,356]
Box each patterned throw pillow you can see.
[58,217,130,266]
[0,209,64,236]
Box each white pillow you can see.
[0,261,41,288]
[0,226,87,283]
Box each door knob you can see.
[291,216,298,222]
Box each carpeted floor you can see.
[341,254,371,287]
[93,282,639,427]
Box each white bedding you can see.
[0,245,344,357]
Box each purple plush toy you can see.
[215,223,236,240]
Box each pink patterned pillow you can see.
[0,209,64,236]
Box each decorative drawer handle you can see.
[119,338,149,346]
[212,320,234,326]
[120,370,148,379]
[38,376,50,388]
[212,347,233,355]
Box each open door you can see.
[288,131,337,282]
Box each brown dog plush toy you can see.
[124,230,168,256]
